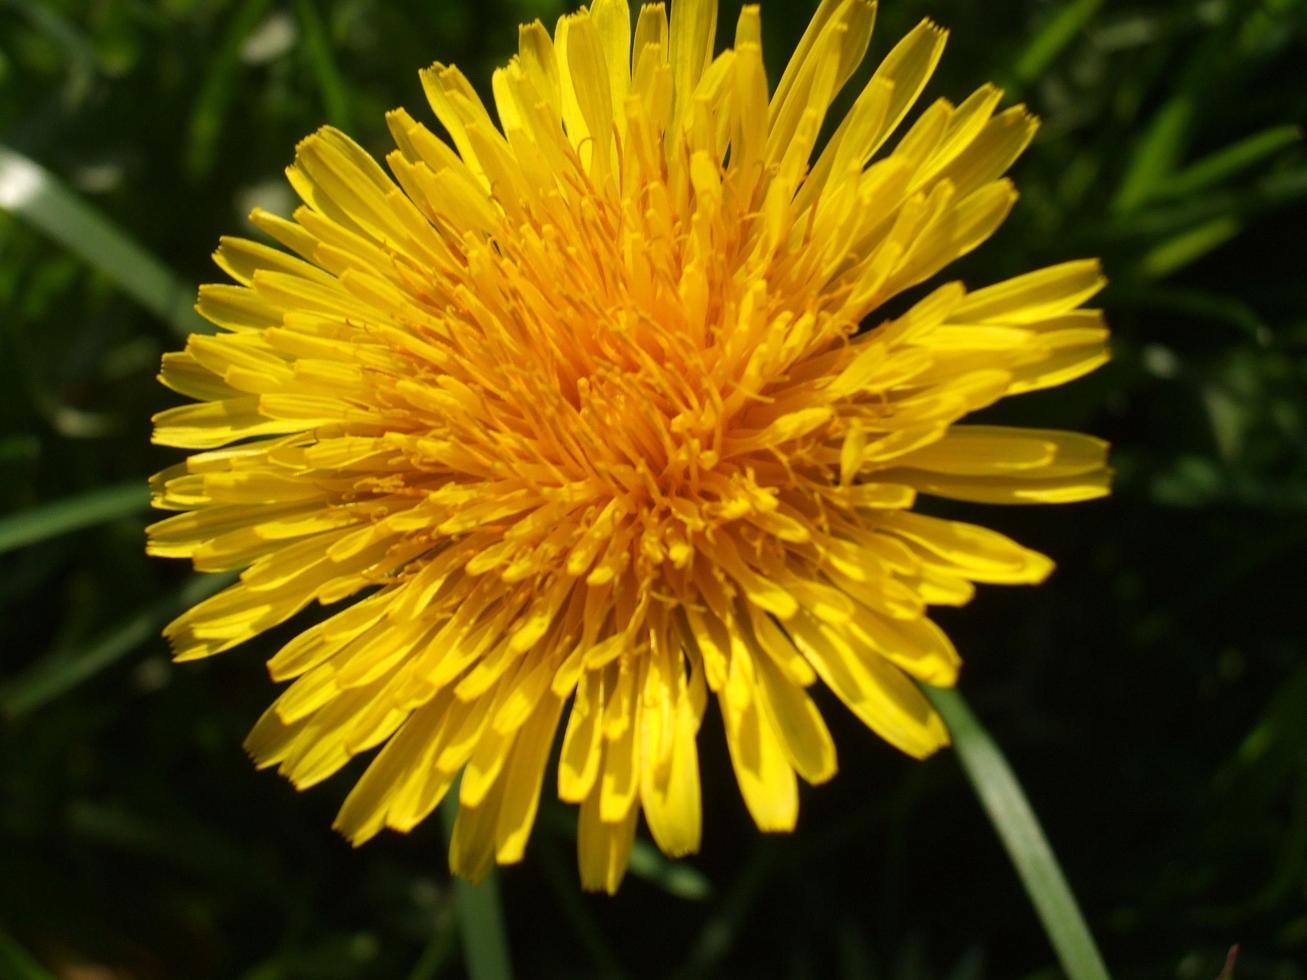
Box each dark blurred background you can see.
[1,0,1305,977]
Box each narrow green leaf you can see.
[536,834,629,979]
[627,837,712,900]
[1139,215,1241,280]
[1157,125,1302,201]
[0,144,206,337]
[1259,165,1307,204]
[406,924,459,980]
[1100,166,1307,246]
[1,572,233,719]
[1110,285,1267,340]
[295,0,353,131]
[1013,0,1105,85]
[0,481,148,556]
[0,435,40,465]
[439,790,514,980]
[1113,96,1195,213]
[923,686,1112,980]
[0,928,57,980]
[187,0,276,179]
[680,840,781,980]
[7,0,97,106]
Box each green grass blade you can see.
[406,924,459,980]
[439,790,514,980]
[295,0,353,131]
[0,435,41,466]
[627,837,712,900]
[0,928,57,980]
[1138,216,1241,280]
[1013,0,1104,86]
[186,0,275,179]
[680,840,781,980]
[0,145,206,337]
[0,481,148,556]
[8,0,97,105]
[923,686,1112,980]
[1112,96,1195,214]
[1,573,233,719]
[1159,125,1302,201]
[536,834,629,979]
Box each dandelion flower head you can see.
[149,0,1110,891]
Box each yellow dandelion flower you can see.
[149,0,1110,892]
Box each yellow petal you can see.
[449,796,501,883]
[881,510,1053,585]
[559,671,606,802]
[790,612,950,758]
[718,657,798,831]
[590,0,631,111]
[955,260,1106,323]
[639,685,702,857]
[561,11,615,178]
[577,779,638,893]
[599,687,641,821]
[459,705,517,809]
[753,652,837,784]
[895,426,1108,478]
[668,0,718,129]
[881,468,1113,504]
[332,701,445,844]
[495,693,565,862]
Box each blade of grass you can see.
[1012,0,1105,86]
[681,839,782,980]
[295,0,353,131]
[1139,215,1241,280]
[65,797,276,883]
[627,838,712,900]
[1097,165,1307,247]
[0,928,56,980]
[1109,285,1266,340]
[0,481,148,556]
[922,686,1111,980]
[438,789,514,980]
[1158,125,1302,202]
[1,572,233,719]
[1113,95,1195,214]
[0,145,206,337]
[186,0,275,179]
[406,922,459,980]
[536,832,629,979]
[0,435,41,465]
[8,0,97,106]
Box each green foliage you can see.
[923,687,1109,980]
[1,0,1304,977]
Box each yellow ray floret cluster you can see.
[149,0,1110,891]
